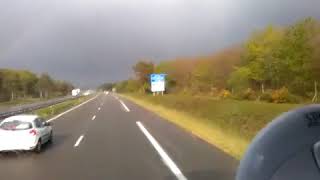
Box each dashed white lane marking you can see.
[119,100,130,112]
[136,121,187,180]
[98,107,101,111]
[74,135,84,147]
[92,115,96,121]
[47,94,99,122]
[112,95,119,100]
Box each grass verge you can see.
[0,98,43,107]
[120,94,301,159]
[34,95,92,119]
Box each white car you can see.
[0,114,53,153]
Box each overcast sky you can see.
[0,0,319,88]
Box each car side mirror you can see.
[236,105,320,180]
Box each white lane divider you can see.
[92,115,96,121]
[98,107,101,111]
[119,100,130,112]
[47,94,99,122]
[136,121,188,180]
[74,135,84,147]
[113,95,119,100]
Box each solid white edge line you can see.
[92,115,96,120]
[46,94,99,122]
[136,121,188,180]
[119,100,130,112]
[74,135,84,147]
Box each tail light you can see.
[29,129,37,136]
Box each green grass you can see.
[121,93,301,159]
[0,98,43,107]
[34,96,92,119]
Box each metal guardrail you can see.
[0,96,80,120]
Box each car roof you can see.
[3,114,39,123]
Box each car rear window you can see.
[0,120,32,131]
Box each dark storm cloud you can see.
[0,0,319,88]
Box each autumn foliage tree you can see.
[132,61,154,92]
[114,17,320,103]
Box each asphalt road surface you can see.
[0,93,238,180]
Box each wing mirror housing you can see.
[236,105,320,180]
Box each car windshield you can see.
[0,120,32,131]
[0,0,319,180]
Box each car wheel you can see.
[34,140,42,153]
[48,132,53,144]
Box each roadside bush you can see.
[260,90,273,102]
[241,88,256,100]
[287,93,303,103]
[258,88,302,103]
[210,87,219,96]
[180,88,198,96]
[219,89,231,99]
[126,80,140,92]
[271,87,292,103]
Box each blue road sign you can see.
[150,74,166,82]
[150,74,166,92]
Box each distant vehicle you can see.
[83,90,94,96]
[0,115,53,153]
[72,88,81,96]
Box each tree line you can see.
[111,17,320,103]
[0,69,74,102]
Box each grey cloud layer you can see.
[0,0,319,87]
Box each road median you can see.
[34,95,94,119]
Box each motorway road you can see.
[0,93,238,180]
